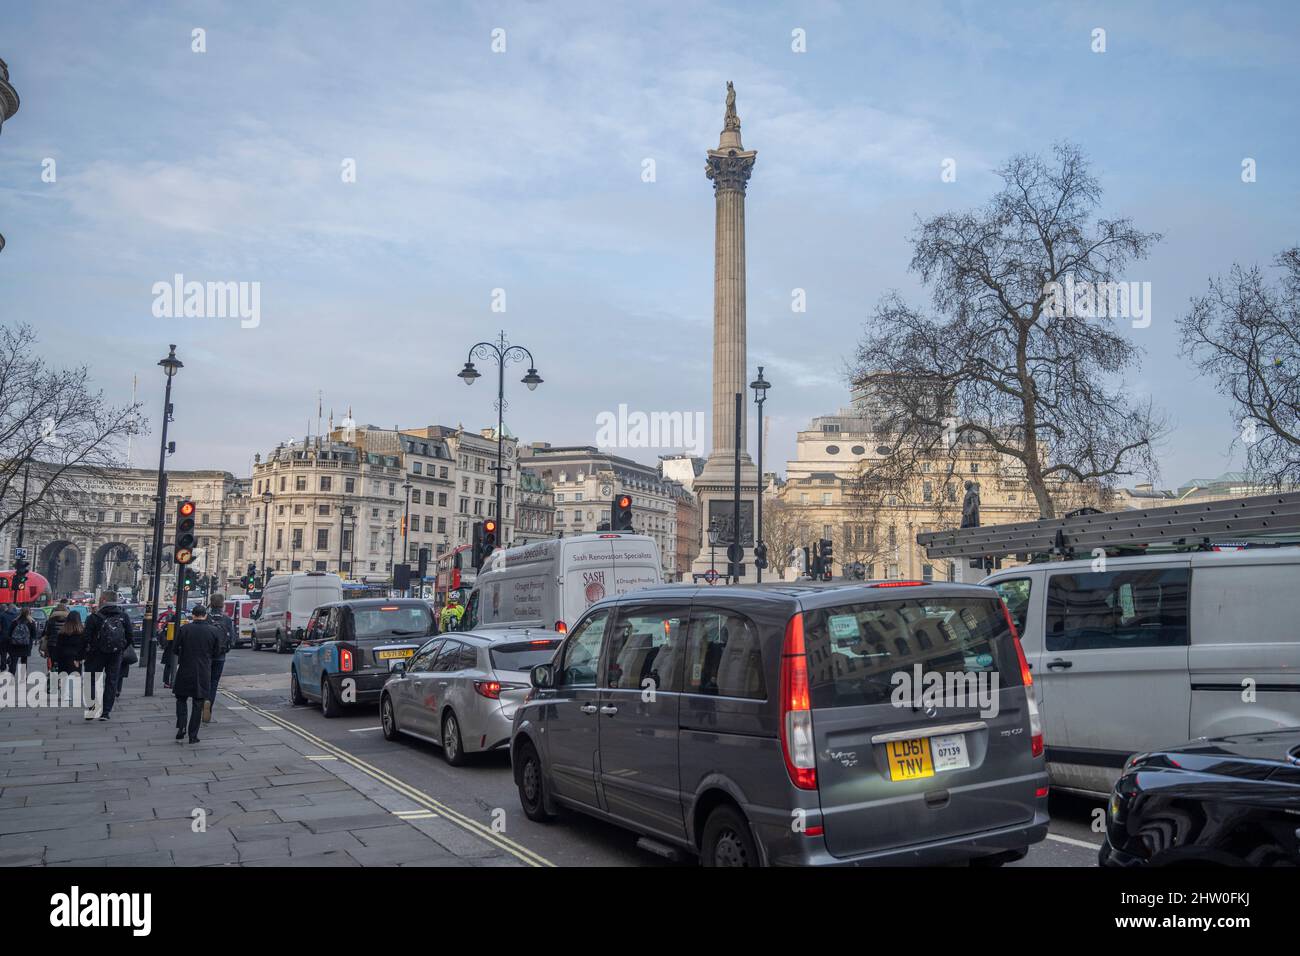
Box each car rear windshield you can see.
[802,597,1018,709]
[353,605,433,639]
[490,639,562,673]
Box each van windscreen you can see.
[802,597,1018,709]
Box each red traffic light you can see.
[484,519,497,534]
[617,494,632,509]
[179,500,195,517]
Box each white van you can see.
[464,533,663,633]
[983,546,1300,795]
[251,571,344,653]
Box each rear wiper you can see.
[388,629,423,635]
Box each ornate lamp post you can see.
[143,345,182,696]
[459,331,542,540]
[707,521,721,582]
[401,480,413,590]
[750,367,771,583]
[260,490,273,585]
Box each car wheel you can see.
[515,740,556,823]
[290,668,306,705]
[441,711,466,766]
[381,694,399,741]
[701,805,759,867]
[276,632,287,654]
[321,677,342,718]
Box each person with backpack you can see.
[173,604,221,744]
[203,594,237,722]
[83,593,135,721]
[5,607,36,676]
[0,602,17,672]
[41,604,71,687]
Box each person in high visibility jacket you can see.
[439,598,464,633]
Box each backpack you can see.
[96,614,129,655]
[9,620,32,650]
[213,613,236,653]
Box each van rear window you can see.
[802,598,1018,709]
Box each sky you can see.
[2,0,1297,489]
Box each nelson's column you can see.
[692,82,759,582]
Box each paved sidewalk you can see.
[0,662,522,866]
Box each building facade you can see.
[516,472,556,544]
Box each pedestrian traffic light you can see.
[174,499,197,565]
[612,494,634,532]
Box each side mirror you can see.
[391,659,407,676]
[530,663,554,689]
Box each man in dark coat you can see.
[203,594,236,723]
[83,595,135,721]
[173,604,222,744]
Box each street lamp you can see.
[142,344,182,697]
[260,490,273,587]
[707,520,721,582]
[750,366,771,583]
[401,481,413,595]
[459,331,542,542]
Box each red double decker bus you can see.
[0,569,51,606]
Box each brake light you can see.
[474,680,501,699]
[285,611,292,628]
[871,580,925,588]
[555,620,567,634]
[1002,600,1043,758]
[779,613,817,790]
[340,647,353,672]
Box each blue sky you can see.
[2,0,1297,487]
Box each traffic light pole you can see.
[142,385,176,697]
[731,392,742,584]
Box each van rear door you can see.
[802,592,1039,859]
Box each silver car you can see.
[380,628,563,765]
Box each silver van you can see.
[983,546,1300,795]
[251,571,344,653]
[511,581,1048,866]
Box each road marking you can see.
[257,725,278,731]
[348,726,383,733]
[1047,833,1102,850]
[306,755,338,761]
[228,706,247,711]
[222,690,553,868]
[394,809,438,820]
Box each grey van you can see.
[511,581,1049,866]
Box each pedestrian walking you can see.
[51,614,87,707]
[0,602,17,673]
[172,604,222,744]
[5,607,36,676]
[161,605,177,688]
[203,594,236,722]
[40,603,71,692]
[83,593,135,721]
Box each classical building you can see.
[417,425,520,548]
[516,472,556,544]
[519,443,693,579]
[691,82,761,581]
[0,466,252,601]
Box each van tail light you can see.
[555,621,567,634]
[285,610,292,629]
[1002,600,1043,758]
[340,646,354,673]
[779,613,817,790]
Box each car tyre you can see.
[276,632,288,654]
[515,740,556,823]
[321,677,342,718]
[441,711,466,766]
[701,805,759,867]
[290,668,307,705]
[381,694,399,741]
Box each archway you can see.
[92,541,139,596]
[38,540,83,599]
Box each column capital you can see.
[706,148,756,194]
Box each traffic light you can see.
[12,556,30,595]
[181,567,198,591]
[820,537,834,581]
[174,499,197,566]
[417,548,430,583]
[753,542,768,571]
[810,542,823,578]
[611,494,634,532]
[471,519,499,570]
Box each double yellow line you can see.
[223,691,554,868]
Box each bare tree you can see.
[850,143,1166,518]
[761,493,815,574]
[1179,248,1300,487]
[0,324,146,540]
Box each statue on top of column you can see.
[724,81,740,131]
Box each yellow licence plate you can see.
[886,737,934,781]
[376,649,415,661]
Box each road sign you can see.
[726,542,743,563]
[12,547,27,560]
[703,569,720,584]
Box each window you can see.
[295,476,307,491]
[557,610,610,687]
[684,607,766,699]
[457,642,479,670]
[431,640,464,673]
[291,529,303,549]
[438,493,447,507]
[345,478,355,493]
[603,605,686,692]
[316,528,329,550]
[320,476,332,492]
[408,639,443,673]
[411,490,421,504]
[803,597,1017,708]
[412,462,423,474]
[318,504,330,516]
[1046,569,1189,652]
[992,578,1032,637]
[923,481,933,502]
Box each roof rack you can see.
[916,490,1300,561]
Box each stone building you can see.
[516,472,556,544]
